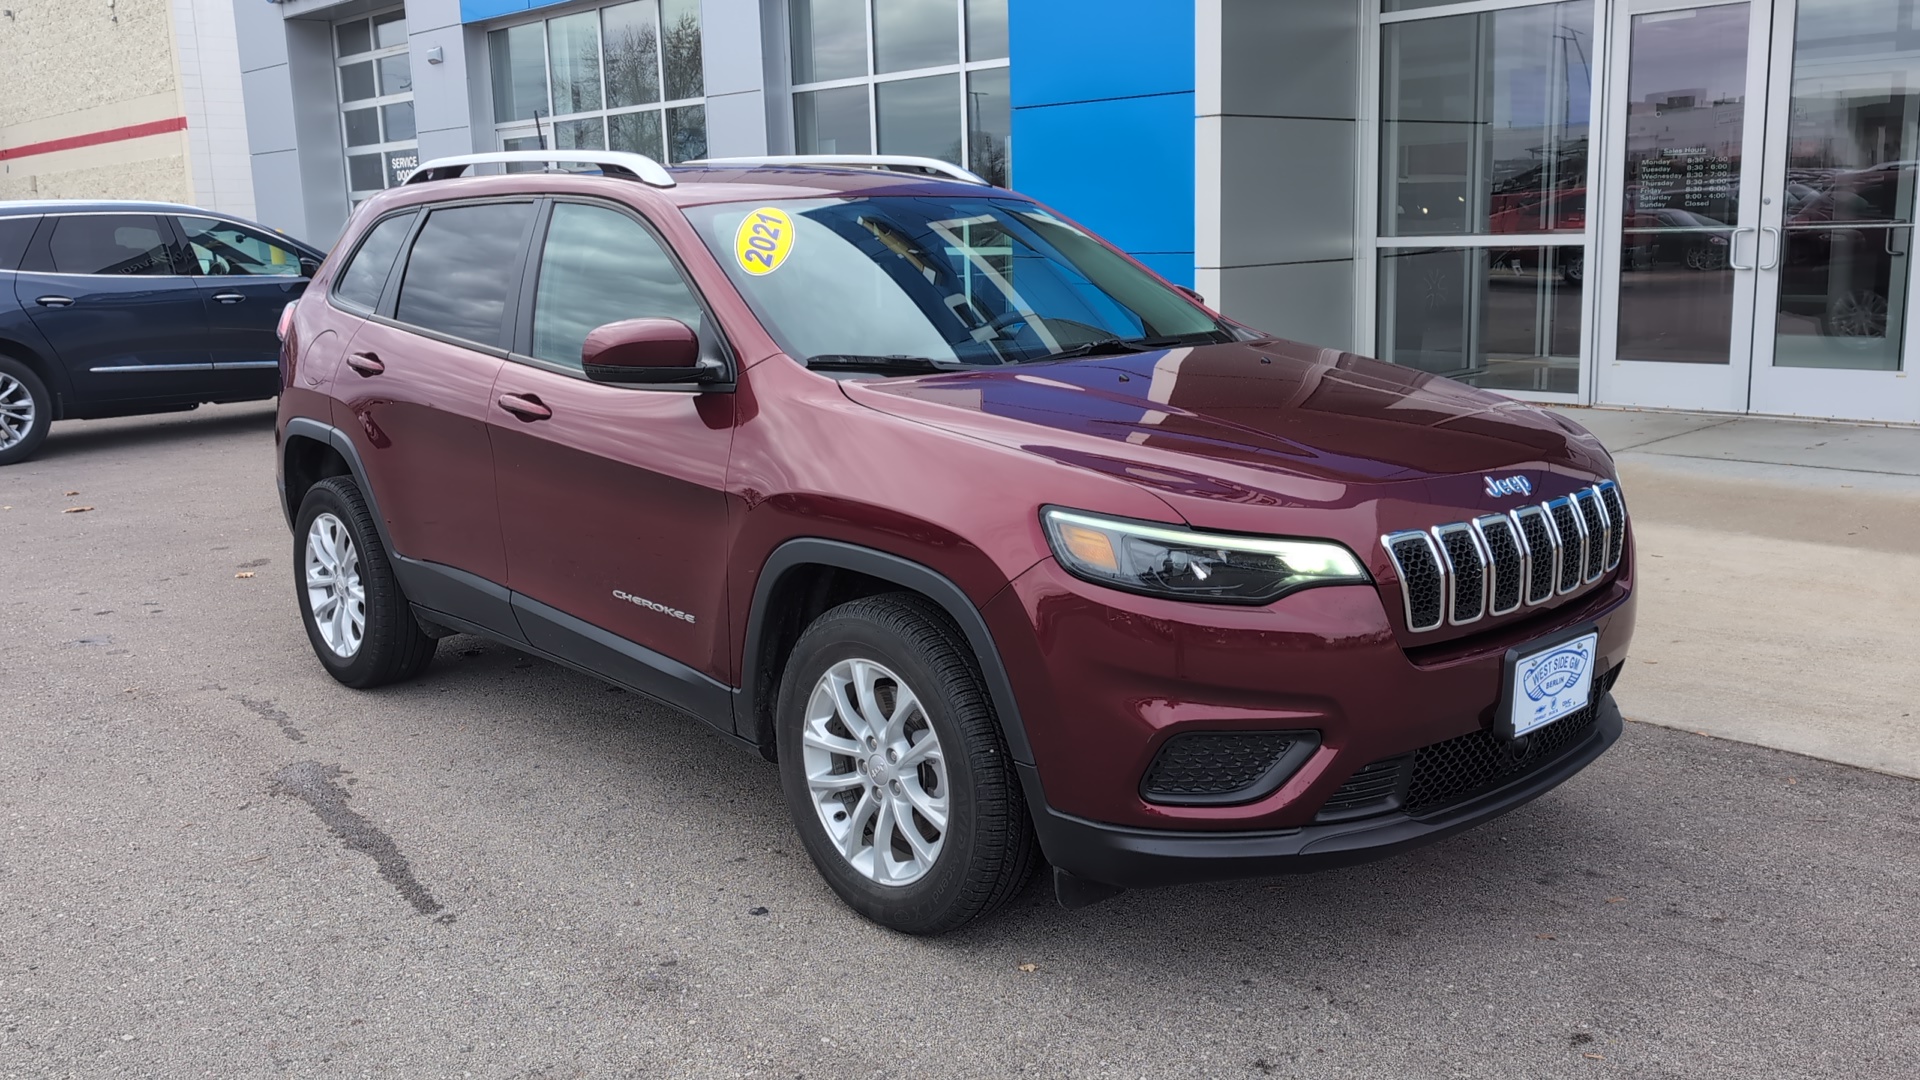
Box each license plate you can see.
[1509,631,1598,737]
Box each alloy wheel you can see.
[0,372,34,452]
[305,512,366,658]
[1827,288,1889,340]
[800,658,949,887]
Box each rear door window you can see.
[46,215,181,275]
[395,202,537,348]
[333,211,417,310]
[529,202,705,369]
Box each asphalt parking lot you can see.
[3,403,1917,1079]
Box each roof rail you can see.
[685,154,991,186]
[403,150,675,188]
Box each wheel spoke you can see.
[806,766,861,794]
[896,803,938,865]
[851,660,887,730]
[802,726,862,757]
[826,673,869,742]
[869,799,896,883]
[839,790,878,859]
[895,732,940,770]
[898,780,948,833]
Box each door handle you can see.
[344,351,385,377]
[212,292,245,304]
[496,393,552,422]
[35,295,74,308]
[1727,226,1757,271]
[1759,226,1782,271]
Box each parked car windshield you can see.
[684,196,1231,367]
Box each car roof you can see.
[0,200,327,255]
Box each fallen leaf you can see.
[1583,1052,1605,1060]
[1786,777,1798,785]
[1017,963,1039,973]
[234,571,255,579]
[64,490,79,496]
[1534,933,1557,940]
[63,506,94,514]
[1642,659,1657,664]
[1605,896,1626,904]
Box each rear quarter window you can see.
[332,211,418,311]
[0,216,36,271]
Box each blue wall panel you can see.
[1010,0,1195,286]
[461,0,567,23]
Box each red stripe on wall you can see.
[0,116,189,162]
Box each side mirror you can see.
[299,257,322,278]
[582,318,714,385]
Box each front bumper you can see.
[1028,694,1622,889]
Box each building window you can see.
[787,0,1011,186]
[487,0,707,165]
[1374,0,1593,395]
[336,9,419,206]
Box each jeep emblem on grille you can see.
[1484,474,1533,498]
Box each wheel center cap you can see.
[866,756,889,783]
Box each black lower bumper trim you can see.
[1028,695,1623,890]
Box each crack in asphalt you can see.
[269,762,445,917]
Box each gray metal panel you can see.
[701,91,772,158]
[247,149,310,240]
[287,18,352,246]
[1220,0,1359,121]
[1217,259,1356,352]
[1218,115,1355,269]
[700,0,767,98]
[240,65,299,156]
[408,21,474,150]
[231,0,291,73]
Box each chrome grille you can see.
[1382,482,1627,634]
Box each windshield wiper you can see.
[803,354,966,375]
[1025,332,1229,364]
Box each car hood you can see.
[838,337,1615,534]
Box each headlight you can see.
[1040,507,1369,604]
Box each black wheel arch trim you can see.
[281,416,399,556]
[738,538,1037,769]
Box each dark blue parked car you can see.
[0,200,325,465]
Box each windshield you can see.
[683,196,1230,367]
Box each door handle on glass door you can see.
[35,295,73,308]
[1760,226,1781,270]
[345,351,385,376]
[212,292,245,304]
[1728,226,1757,271]
[497,393,553,422]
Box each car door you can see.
[11,212,215,406]
[333,200,536,629]
[489,198,737,698]
[175,214,313,399]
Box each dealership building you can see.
[12,0,1908,423]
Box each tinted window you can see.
[0,216,35,271]
[47,215,179,276]
[530,203,705,368]
[334,212,417,310]
[179,217,304,277]
[395,203,535,348]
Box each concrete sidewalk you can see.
[1550,407,1920,779]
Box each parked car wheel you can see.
[293,476,436,688]
[0,357,53,467]
[776,593,1037,934]
[1822,287,1889,342]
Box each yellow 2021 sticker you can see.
[734,207,795,276]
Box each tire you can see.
[776,593,1037,934]
[293,476,436,688]
[0,356,53,467]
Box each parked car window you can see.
[530,203,705,369]
[333,211,417,311]
[46,215,179,276]
[178,216,304,277]
[0,215,36,270]
[395,202,536,348]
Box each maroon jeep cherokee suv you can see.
[276,152,1634,934]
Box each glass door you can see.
[1748,0,1920,422]
[1595,0,1775,411]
